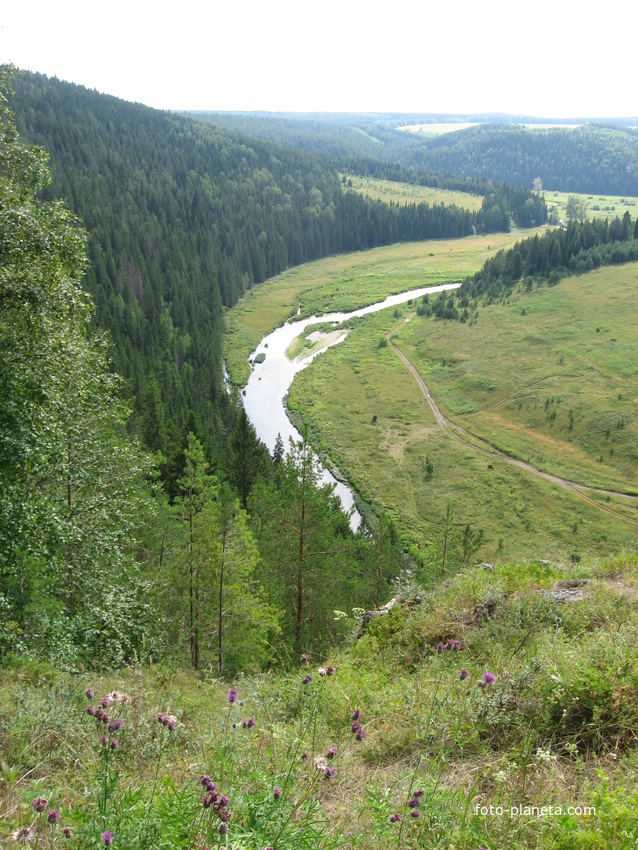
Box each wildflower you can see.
[84,688,94,700]
[300,653,310,663]
[218,809,233,822]
[413,789,425,797]
[63,827,73,838]
[303,674,312,684]
[301,751,308,760]
[447,640,462,650]
[459,669,469,680]
[201,775,216,792]
[203,794,215,809]
[110,739,119,750]
[410,809,421,818]
[100,696,110,709]
[408,798,420,808]
[12,827,35,843]
[101,830,113,846]
[324,767,336,778]
[242,717,256,728]
[166,717,176,731]
[219,795,230,807]
[86,705,96,716]
[227,688,238,703]
[436,642,445,653]
[351,709,362,720]
[101,734,108,747]
[218,823,228,835]
[482,672,496,684]
[32,797,48,813]
[108,718,123,733]
[389,814,401,824]
[273,786,282,800]
[326,747,338,759]
[319,665,335,676]
[47,810,60,824]
[351,721,366,741]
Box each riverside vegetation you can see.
[3,64,638,848]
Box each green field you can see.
[546,190,638,222]
[393,265,638,493]
[225,236,638,563]
[224,231,537,387]
[343,175,484,211]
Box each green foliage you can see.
[0,66,156,669]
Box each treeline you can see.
[464,212,638,303]
[398,124,638,196]
[340,157,547,228]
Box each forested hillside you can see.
[198,113,638,196]
[398,124,638,195]
[10,72,542,479]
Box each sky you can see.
[2,0,636,119]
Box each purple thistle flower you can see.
[410,809,421,818]
[101,830,113,846]
[300,653,310,663]
[326,747,338,759]
[32,797,48,813]
[201,775,216,792]
[47,809,60,824]
[413,789,425,797]
[389,813,401,823]
[352,709,362,720]
[483,672,496,684]
[86,705,95,716]
[460,669,469,680]
[166,718,176,731]
[356,728,366,741]
[110,739,119,750]
[63,827,73,838]
[263,846,274,850]
[247,717,255,727]
[227,688,238,703]
[301,751,308,760]
[325,665,335,675]
[351,721,362,734]
[324,767,336,778]
[436,642,445,653]
[273,786,282,799]
[203,793,214,808]
[303,674,312,684]
[84,688,94,700]
[101,734,108,747]
[108,718,123,733]
[100,696,110,709]
[220,794,230,807]
[408,798,420,808]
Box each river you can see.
[242,282,461,529]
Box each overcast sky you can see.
[2,0,636,118]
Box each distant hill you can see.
[194,113,638,196]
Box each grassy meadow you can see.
[224,232,537,387]
[391,265,638,495]
[343,175,484,212]
[287,301,637,564]
[546,190,638,222]
[3,553,638,848]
